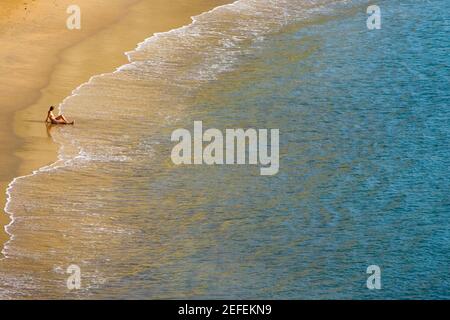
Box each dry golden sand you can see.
[0,0,231,247]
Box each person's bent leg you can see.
[55,115,68,122]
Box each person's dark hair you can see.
[49,106,54,111]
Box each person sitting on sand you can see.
[45,106,74,125]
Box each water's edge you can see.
[2,0,239,259]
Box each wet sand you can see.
[0,0,231,249]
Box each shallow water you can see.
[1,0,449,299]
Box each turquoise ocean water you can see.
[1,0,449,298]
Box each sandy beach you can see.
[0,0,231,248]
[0,0,447,300]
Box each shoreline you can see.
[0,0,140,249]
[1,0,232,252]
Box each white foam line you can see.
[60,0,243,111]
[1,159,66,259]
[1,0,243,259]
[124,0,242,59]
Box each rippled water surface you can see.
[1,0,449,299]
